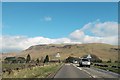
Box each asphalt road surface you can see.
[54,63,120,78]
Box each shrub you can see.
[36,58,40,63]
[107,59,112,63]
[66,56,75,63]
[4,57,16,63]
[17,57,26,63]
[26,54,31,63]
[43,55,49,63]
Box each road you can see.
[54,63,120,78]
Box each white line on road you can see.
[72,64,98,78]
[65,64,70,65]
[72,64,93,78]
[82,68,100,78]
[77,67,82,70]
[92,75,97,78]
[73,64,82,70]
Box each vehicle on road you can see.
[79,58,91,68]
[73,60,78,64]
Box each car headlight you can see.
[88,62,90,65]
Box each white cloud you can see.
[70,30,85,40]
[81,21,118,37]
[83,35,102,43]
[1,35,72,52]
[101,36,118,45]
[53,38,71,44]
[44,16,52,21]
[1,20,118,52]
[70,20,118,45]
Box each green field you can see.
[2,63,63,78]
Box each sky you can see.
[2,0,120,2]
[1,2,118,52]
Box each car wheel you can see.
[79,64,82,67]
[88,65,90,68]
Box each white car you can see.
[79,58,91,67]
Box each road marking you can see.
[72,64,83,70]
[72,64,100,78]
[65,64,70,65]
[83,69,96,78]
[83,69,90,75]
[92,75,97,78]
[72,64,93,78]
[82,69,100,78]
[72,64,99,78]
[77,67,82,70]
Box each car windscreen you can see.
[82,59,89,61]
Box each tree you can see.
[107,59,111,63]
[43,55,49,63]
[4,57,16,63]
[17,57,26,63]
[26,54,31,63]
[66,56,75,63]
[114,60,118,63]
[36,58,40,63]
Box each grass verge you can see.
[94,66,120,74]
[2,63,62,78]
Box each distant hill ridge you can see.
[2,43,119,61]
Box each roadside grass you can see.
[93,62,120,74]
[94,66,119,74]
[100,62,119,66]
[2,63,26,70]
[2,63,62,78]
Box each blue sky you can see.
[2,2,118,52]
[3,2,118,38]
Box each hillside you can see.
[7,43,118,61]
[2,53,17,59]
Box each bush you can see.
[17,57,26,63]
[107,59,112,63]
[36,58,40,63]
[66,56,75,63]
[26,54,31,63]
[94,59,103,63]
[4,57,16,63]
[43,55,49,63]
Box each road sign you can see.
[55,53,60,58]
[87,54,92,58]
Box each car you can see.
[73,60,78,64]
[79,58,91,68]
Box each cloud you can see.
[1,35,72,52]
[43,16,52,21]
[70,30,85,40]
[70,20,118,45]
[81,21,118,37]
[1,20,118,52]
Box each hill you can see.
[5,43,117,62]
